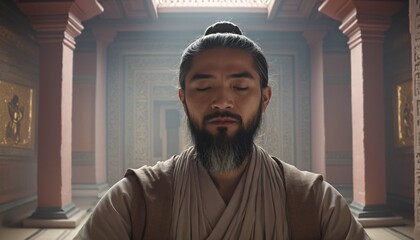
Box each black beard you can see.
[186,103,263,173]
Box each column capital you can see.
[92,29,117,45]
[17,0,103,49]
[319,0,404,48]
[303,31,326,47]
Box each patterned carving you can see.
[298,66,311,171]
[0,81,34,148]
[124,58,136,170]
[153,85,179,101]
[394,81,414,147]
[259,55,296,165]
[410,0,420,227]
[107,46,124,184]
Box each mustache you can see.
[203,111,242,124]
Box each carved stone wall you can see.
[0,2,38,206]
[383,4,414,216]
[410,0,420,236]
[107,31,311,184]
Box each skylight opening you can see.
[157,0,270,9]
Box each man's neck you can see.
[208,158,250,204]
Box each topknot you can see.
[204,21,242,36]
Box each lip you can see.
[207,117,238,126]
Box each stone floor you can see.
[0,197,415,240]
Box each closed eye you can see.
[234,86,248,91]
[196,87,211,91]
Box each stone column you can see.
[72,30,115,197]
[409,0,420,237]
[319,0,403,225]
[17,0,102,227]
[93,30,115,185]
[303,31,327,178]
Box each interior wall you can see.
[384,4,414,216]
[0,0,38,224]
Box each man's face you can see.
[179,47,271,172]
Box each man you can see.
[75,21,369,239]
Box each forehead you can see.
[189,47,255,72]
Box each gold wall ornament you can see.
[395,80,414,148]
[0,80,34,148]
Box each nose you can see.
[211,89,233,110]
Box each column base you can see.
[350,201,393,218]
[28,203,79,220]
[350,201,405,227]
[356,216,405,227]
[23,209,87,228]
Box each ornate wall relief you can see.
[0,22,37,158]
[394,80,414,148]
[0,81,34,148]
[0,2,38,205]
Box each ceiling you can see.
[85,0,335,33]
[97,0,323,20]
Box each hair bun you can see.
[204,21,243,36]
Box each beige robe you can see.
[171,145,289,239]
[74,146,370,240]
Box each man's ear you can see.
[178,89,184,102]
[178,89,186,110]
[262,86,272,112]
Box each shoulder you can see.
[124,156,177,207]
[272,157,368,239]
[75,173,141,239]
[125,156,177,187]
[272,156,323,189]
[271,156,324,239]
[271,156,323,216]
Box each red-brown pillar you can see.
[303,31,327,178]
[320,0,402,220]
[17,1,102,225]
[93,30,115,185]
[72,30,115,196]
[72,30,115,197]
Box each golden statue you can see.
[5,95,24,144]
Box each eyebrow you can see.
[190,73,213,82]
[190,72,255,82]
[228,72,255,80]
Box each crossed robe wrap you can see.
[171,145,289,239]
